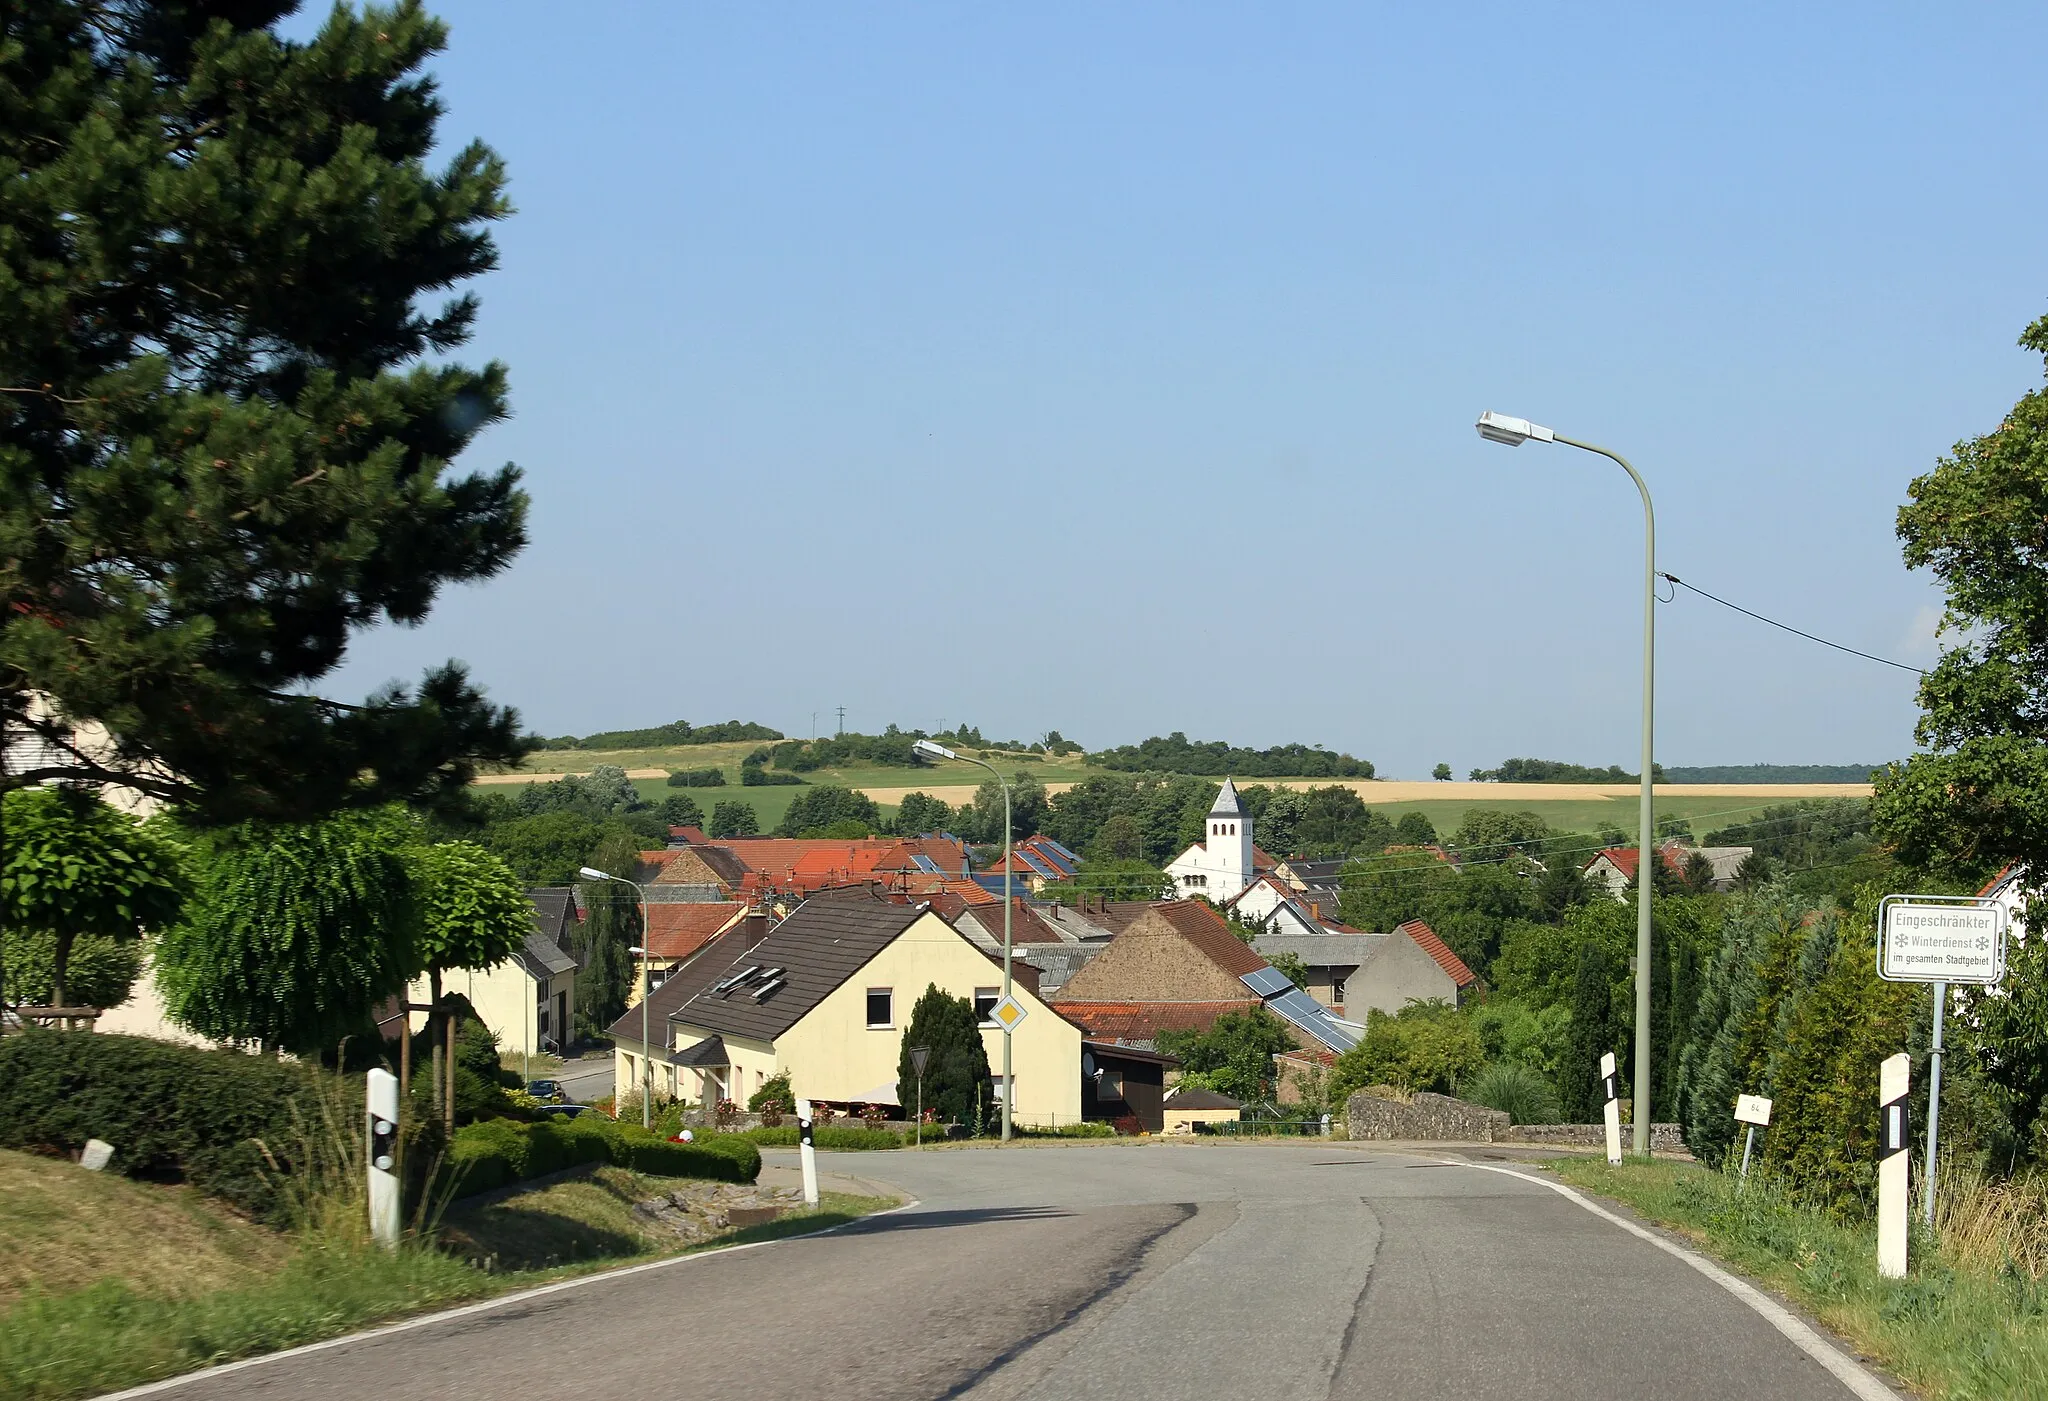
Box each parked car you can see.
[526,1079,566,1104]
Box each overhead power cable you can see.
[1659,572,1928,676]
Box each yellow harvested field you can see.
[1274,780,1875,802]
[474,767,670,783]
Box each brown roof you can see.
[1049,999,1263,1041]
[1147,900,1269,978]
[1166,1087,1242,1110]
[611,888,924,1046]
[1395,918,1478,987]
[643,902,747,960]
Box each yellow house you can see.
[610,887,1083,1127]
[407,888,581,1062]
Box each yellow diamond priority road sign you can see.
[990,994,1029,1031]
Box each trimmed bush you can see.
[739,1125,904,1151]
[666,768,726,788]
[447,1115,760,1196]
[0,1030,329,1222]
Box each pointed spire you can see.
[1208,777,1243,817]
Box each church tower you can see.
[1207,777,1253,899]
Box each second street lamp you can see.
[912,737,1014,1141]
[1475,411,1657,1157]
[581,865,653,1130]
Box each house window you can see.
[866,988,893,1029]
[1332,974,1347,1005]
[991,1075,1011,1104]
[975,987,1000,1025]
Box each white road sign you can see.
[1734,1094,1772,1127]
[1879,898,2006,985]
[989,994,1029,1032]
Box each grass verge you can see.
[1549,1158,2048,1401]
[0,1161,894,1401]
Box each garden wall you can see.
[1343,1090,1689,1155]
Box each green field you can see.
[1355,794,1799,842]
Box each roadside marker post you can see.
[795,1096,819,1207]
[366,1068,400,1248]
[1733,1094,1772,1182]
[1878,894,2008,1227]
[1877,1053,1911,1279]
[1600,1051,1622,1165]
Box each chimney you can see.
[739,912,771,949]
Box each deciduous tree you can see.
[0,786,186,1015]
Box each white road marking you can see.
[89,1198,921,1400]
[1443,1160,1902,1401]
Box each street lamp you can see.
[1475,411,1657,1157]
[912,737,1014,1141]
[582,866,653,1130]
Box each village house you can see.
[1252,919,1476,1017]
[1583,839,1753,897]
[628,901,753,1006]
[1050,898,1356,1054]
[978,834,1081,895]
[406,887,582,1061]
[609,887,1083,1127]
[639,833,970,902]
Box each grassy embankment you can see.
[480,740,1852,838]
[0,1149,891,1401]
[1550,1158,2048,1401]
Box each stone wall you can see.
[1346,1091,1509,1143]
[1502,1121,1688,1155]
[1344,1090,1689,1155]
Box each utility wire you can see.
[1659,572,1928,676]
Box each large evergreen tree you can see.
[1558,940,1621,1123]
[898,984,991,1128]
[1,1,529,824]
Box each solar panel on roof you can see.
[1266,988,1358,1051]
[910,855,941,874]
[1240,967,1294,998]
[1042,838,1079,863]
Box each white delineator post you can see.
[366,1068,401,1248]
[1877,1052,1911,1279]
[795,1096,819,1207]
[1600,1051,1622,1165]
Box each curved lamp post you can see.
[581,866,652,1129]
[912,737,1013,1141]
[1475,411,1656,1156]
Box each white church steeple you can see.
[1206,777,1253,899]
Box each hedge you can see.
[0,1030,329,1223]
[448,1116,761,1196]
[740,1125,905,1150]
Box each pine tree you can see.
[1558,940,1621,1123]
[1,1,530,824]
[898,984,991,1128]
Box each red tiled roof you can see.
[1049,999,1264,1042]
[1583,846,1687,881]
[1395,918,1477,988]
[643,902,747,960]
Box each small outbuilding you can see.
[1161,1087,1244,1135]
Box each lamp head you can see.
[912,738,958,761]
[578,866,608,881]
[1475,411,1555,447]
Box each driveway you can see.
[118,1141,1901,1401]
[549,1052,615,1104]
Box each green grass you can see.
[1549,1159,2048,1401]
[0,1154,896,1401]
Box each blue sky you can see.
[323,2,2048,777]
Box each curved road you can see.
[120,1142,1901,1401]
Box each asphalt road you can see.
[549,1053,614,1103]
[123,1142,1900,1401]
